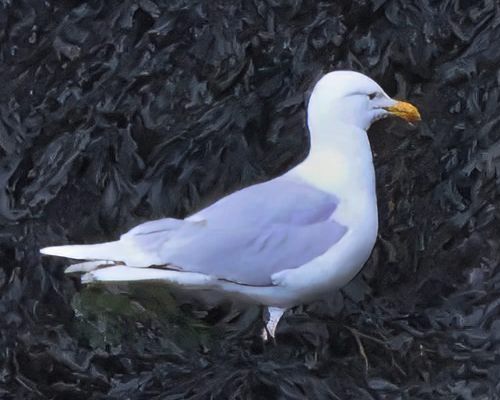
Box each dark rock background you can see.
[1,0,500,398]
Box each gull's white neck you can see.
[288,121,377,226]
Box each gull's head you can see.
[307,71,421,133]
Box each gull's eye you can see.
[368,92,377,100]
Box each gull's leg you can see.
[261,307,286,342]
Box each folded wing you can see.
[159,219,346,285]
[41,175,347,286]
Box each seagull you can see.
[40,71,420,341]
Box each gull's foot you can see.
[261,306,286,343]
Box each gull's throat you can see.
[289,123,378,226]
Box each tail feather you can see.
[40,239,162,266]
[40,241,124,261]
[65,260,115,274]
[81,266,216,288]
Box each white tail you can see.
[40,238,162,267]
[81,266,216,287]
[40,241,121,260]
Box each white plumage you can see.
[41,71,420,340]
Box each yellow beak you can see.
[384,101,421,123]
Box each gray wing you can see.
[124,175,346,286]
[191,175,339,227]
[158,219,346,285]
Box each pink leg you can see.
[261,307,286,342]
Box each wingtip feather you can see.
[40,246,67,257]
[40,245,85,259]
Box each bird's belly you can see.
[215,214,378,309]
[212,188,379,308]
[269,198,379,301]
